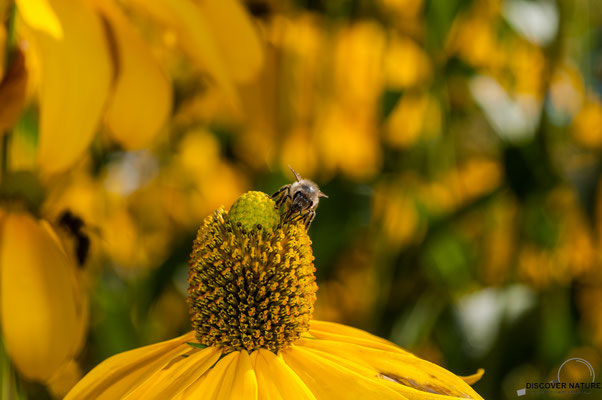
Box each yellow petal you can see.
[182,351,238,397]
[122,346,221,399]
[15,0,63,38]
[0,213,80,382]
[20,0,112,175]
[251,349,316,400]
[460,369,485,385]
[47,359,82,398]
[65,332,195,400]
[123,0,237,106]
[282,346,404,400]
[197,0,263,83]
[295,339,483,399]
[38,219,89,359]
[309,320,411,355]
[91,0,171,150]
[227,350,258,400]
[214,352,243,400]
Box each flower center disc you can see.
[188,206,317,353]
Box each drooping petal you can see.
[91,0,172,150]
[251,349,316,400]
[197,0,263,84]
[65,332,196,399]
[18,0,112,175]
[282,346,404,400]
[122,345,221,399]
[0,213,82,382]
[295,338,483,399]
[123,0,237,105]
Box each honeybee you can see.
[271,166,328,229]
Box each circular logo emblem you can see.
[557,358,595,384]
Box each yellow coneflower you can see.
[66,191,483,399]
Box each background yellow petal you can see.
[92,0,172,150]
[123,0,237,106]
[47,359,82,398]
[251,349,316,400]
[21,0,111,176]
[65,332,195,400]
[38,219,89,358]
[0,213,80,382]
[282,346,404,400]
[197,0,263,83]
[15,0,62,38]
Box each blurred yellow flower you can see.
[372,181,422,250]
[385,35,431,90]
[518,188,596,288]
[66,192,483,399]
[15,0,263,176]
[418,158,502,215]
[384,92,441,149]
[378,0,423,19]
[572,96,602,148]
[317,104,382,180]
[447,6,503,70]
[0,210,88,395]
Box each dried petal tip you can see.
[228,191,280,231]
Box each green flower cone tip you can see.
[228,191,279,231]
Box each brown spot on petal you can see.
[379,372,473,398]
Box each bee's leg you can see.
[271,185,291,208]
[286,209,303,223]
[303,210,316,230]
[284,207,297,221]
[281,194,292,208]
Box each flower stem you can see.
[1,0,17,182]
[4,0,17,69]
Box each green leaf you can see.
[186,342,208,350]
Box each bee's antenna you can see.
[318,191,328,198]
[288,165,302,182]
